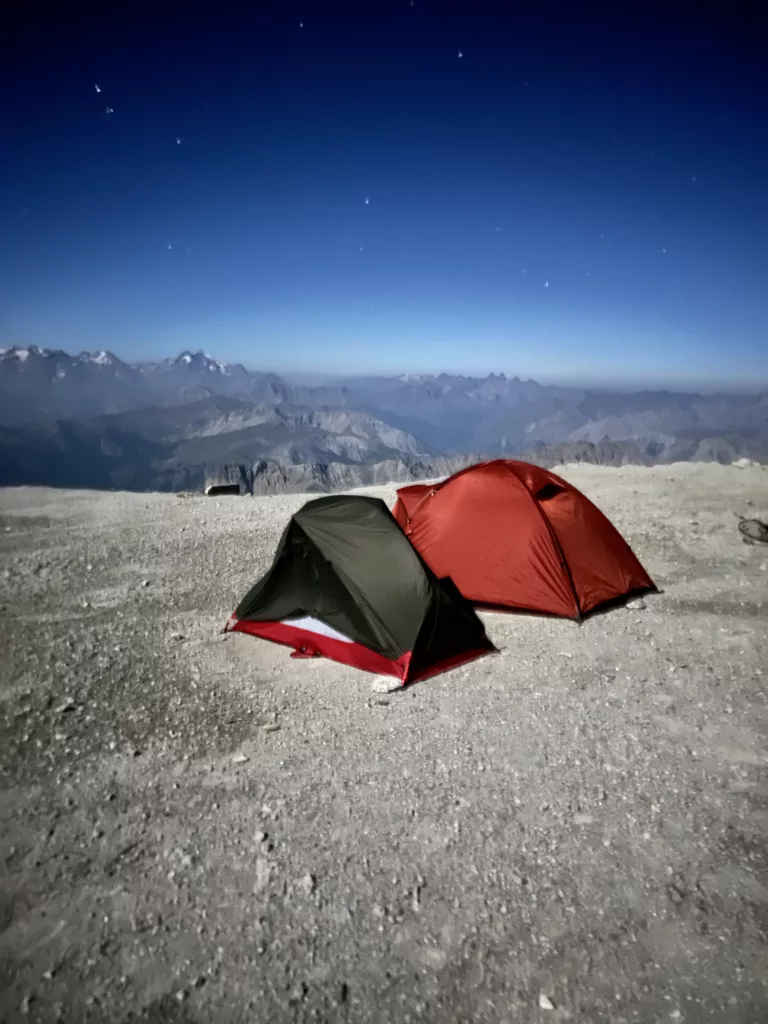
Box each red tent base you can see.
[225,616,492,685]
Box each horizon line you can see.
[1,343,766,395]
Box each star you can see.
[457,49,463,59]
[544,281,549,288]
[364,196,370,205]
[176,136,183,145]
[94,84,101,93]
[105,106,114,114]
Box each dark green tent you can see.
[225,494,495,684]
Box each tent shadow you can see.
[473,585,663,625]
[398,587,665,681]
[580,585,663,623]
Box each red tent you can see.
[392,459,656,620]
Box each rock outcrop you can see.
[203,464,253,496]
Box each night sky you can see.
[2,1,766,388]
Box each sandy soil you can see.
[1,463,767,1024]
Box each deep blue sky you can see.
[2,1,767,388]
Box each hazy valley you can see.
[1,346,766,494]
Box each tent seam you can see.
[505,462,582,621]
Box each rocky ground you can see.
[1,463,767,1023]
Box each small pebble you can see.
[232,753,249,764]
[539,993,555,1010]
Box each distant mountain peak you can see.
[174,350,231,374]
[78,349,118,366]
[1,345,48,362]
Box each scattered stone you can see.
[667,883,685,904]
[412,881,422,911]
[232,753,249,764]
[141,579,150,588]
[263,723,281,733]
[539,993,555,1010]
[299,872,315,895]
[253,856,272,893]
[628,597,646,610]
[289,982,309,1003]
[371,677,403,694]
[573,813,594,825]
[255,830,267,844]
[171,631,185,641]
[56,699,76,713]
[175,989,187,1002]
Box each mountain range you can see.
[0,345,766,493]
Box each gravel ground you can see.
[1,463,767,1024]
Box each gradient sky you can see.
[1,1,767,389]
